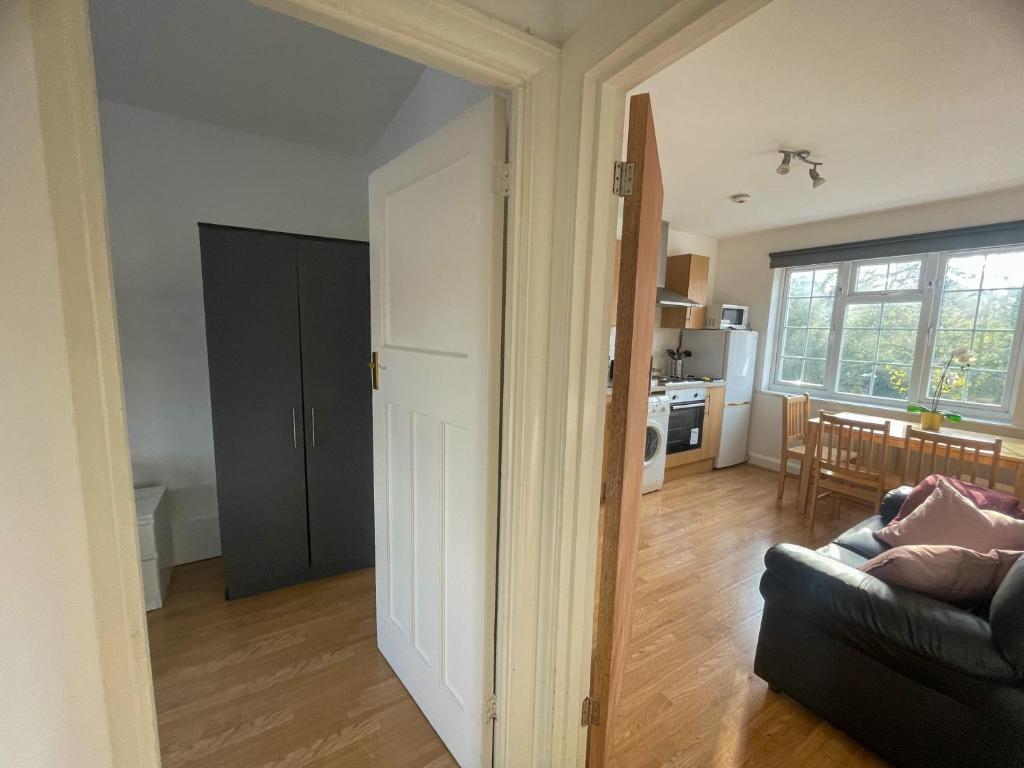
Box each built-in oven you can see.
[666,387,707,454]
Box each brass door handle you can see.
[368,351,380,390]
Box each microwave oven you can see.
[707,303,749,330]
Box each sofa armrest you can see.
[879,485,913,524]
[762,543,1020,683]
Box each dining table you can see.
[796,411,1024,517]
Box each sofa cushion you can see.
[859,545,1022,606]
[817,542,869,569]
[876,478,1024,552]
[880,485,913,524]
[834,514,890,560]
[991,557,1024,675]
[895,473,1021,523]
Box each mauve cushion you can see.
[894,473,1021,522]
[859,545,1023,605]
[876,478,1024,551]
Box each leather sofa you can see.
[754,487,1024,767]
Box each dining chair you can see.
[777,393,811,503]
[809,412,891,530]
[901,427,1003,489]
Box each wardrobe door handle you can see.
[311,406,317,448]
[291,408,298,449]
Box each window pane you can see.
[873,364,912,399]
[783,328,807,356]
[806,328,829,358]
[886,260,921,291]
[855,263,887,292]
[785,297,810,326]
[932,330,972,364]
[977,289,1020,330]
[812,269,837,296]
[967,370,1006,405]
[938,291,978,329]
[788,271,813,297]
[808,296,833,327]
[780,357,803,382]
[974,331,1013,370]
[876,329,916,364]
[881,302,921,329]
[982,251,1024,290]
[944,255,985,290]
[803,358,826,386]
[838,362,873,395]
[846,304,881,328]
[841,329,878,361]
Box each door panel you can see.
[370,96,504,768]
[199,224,309,597]
[297,238,374,571]
[589,94,663,767]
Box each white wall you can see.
[2,2,116,763]
[99,101,373,564]
[713,185,1024,467]
[366,67,490,169]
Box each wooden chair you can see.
[809,413,891,529]
[777,393,811,503]
[901,427,1003,489]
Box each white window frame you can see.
[770,245,1024,421]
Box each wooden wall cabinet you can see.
[660,253,709,330]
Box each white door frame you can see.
[15,0,769,765]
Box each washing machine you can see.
[643,394,669,494]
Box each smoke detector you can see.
[730,193,751,204]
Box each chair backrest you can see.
[781,393,810,450]
[815,412,892,488]
[901,427,1002,489]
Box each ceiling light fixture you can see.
[730,193,751,204]
[776,149,827,189]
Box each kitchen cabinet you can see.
[661,253,709,330]
[200,224,373,599]
[700,386,725,461]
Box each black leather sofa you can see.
[754,487,1024,768]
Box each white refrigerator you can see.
[679,330,757,468]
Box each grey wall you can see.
[100,101,373,563]
[367,68,490,169]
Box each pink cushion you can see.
[859,545,1022,604]
[876,478,1024,551]
[895,473,1020,522]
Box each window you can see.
[772,246,1024,417]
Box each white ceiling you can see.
[632,0,1024,240]
[89,0,427,157]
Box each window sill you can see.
[759,387,1024,437]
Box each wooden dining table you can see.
[796,412,1024,516]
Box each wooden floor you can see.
[608,464,889,767]
[149,464,887,767]
[147,561,456,768]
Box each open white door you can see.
[369,96,505,768]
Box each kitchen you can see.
[605,222,756,495]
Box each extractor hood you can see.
[656,221,700,308]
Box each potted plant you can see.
[908,348,974,430]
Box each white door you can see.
[368,96,505,768]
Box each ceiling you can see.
[89,0,427,157]
[632,0,1024,240]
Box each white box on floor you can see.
[135,485,173,610]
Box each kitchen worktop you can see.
[606,379,726,396]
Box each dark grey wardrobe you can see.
[199,223,373,599]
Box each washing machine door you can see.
[644,422,663,466]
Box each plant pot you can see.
[919,411,943,430]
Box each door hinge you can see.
[612,161,634,197]
[485,694,498,723]
[500,162,512,198]
[581,696,600,727]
